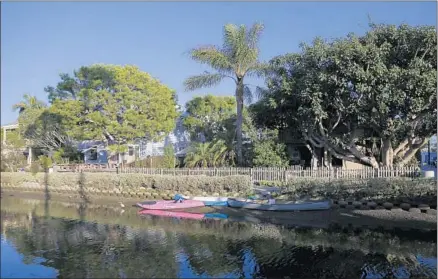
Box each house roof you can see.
[175,146,190,156]
[76,140,105,150]
[1,122,19,129]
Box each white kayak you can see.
[181,196,229,206]
[227,198,331,211]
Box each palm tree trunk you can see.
[235,79,244,166]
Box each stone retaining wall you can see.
[1,172,436,214]
[329,199,437,215]
[1,172,252,200]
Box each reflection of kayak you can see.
[138,209,228,220]
[136,200,205,210]
[227,198,331,211]
[139,210,205,219]
[182,196,229,206]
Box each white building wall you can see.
[137,116,190,159]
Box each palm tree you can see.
[184,23,269,166]
[12,94,46,114]
[184,142,212,168]
[209,139,231,167]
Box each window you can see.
[129,147,134,156]
[89,149,98,161]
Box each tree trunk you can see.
[305,144,318,169]
[397,138,429,167]
[235,79,244,166]
[381,138,393,167]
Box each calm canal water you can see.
[1,197,436,279]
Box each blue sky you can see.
[1,2,436,125]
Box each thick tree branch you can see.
[394,139,409,156]
[397,137,430,166]
[304,129,379,168]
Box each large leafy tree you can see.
[184,23,269,166]
[46,64,179,150]
[255,23,436,168]
[183,95,236,141]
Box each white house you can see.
[77,140,138,166]
[76,113,191,165]
[137,114,191,159]
[1,122,33,165]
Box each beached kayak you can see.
[138,209,228,220]
[227,198,331,211]
[181,196,229,206]
[136,200,205,210]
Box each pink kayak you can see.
[136,200,205,210]
[138,209,205,220]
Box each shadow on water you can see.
[1,196,437,279]
[77,171,90,278]
[42,171,51,254]
[43,171,50,218]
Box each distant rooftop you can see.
[1,121,18,128]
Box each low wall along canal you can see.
[1,172,437,212]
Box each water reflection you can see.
[1,197,436,279]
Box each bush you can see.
[0,172,252,196]
[252,130,289,167]
[0,149,27,172]
[281,177,436,203]
[38,155,53,170]
[30,162,41,176]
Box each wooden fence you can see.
[53,164,422,182]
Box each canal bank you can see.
[2,172,437,206]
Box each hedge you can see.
[0,172,252,198]
[262,177,437,205]
[2,172,436,204]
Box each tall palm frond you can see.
[209,140,228,167]
[183,72,227,91]
[188,46,234,74]
[12,94,47,114]
[184,142,211,168]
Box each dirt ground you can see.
[2,190,437,231]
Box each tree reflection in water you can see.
[0,199,436,279]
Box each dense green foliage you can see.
[0,149,27,172]
[46,64,179,144]
[161,145,177,168]
[1,128,28,172]
[184,140,234,167]
[253,23,437,168]
[1,129,26,148]
[252,130,289,167]
[182,95,257,167]
[14,64,179,164]
[183,95,236,141]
